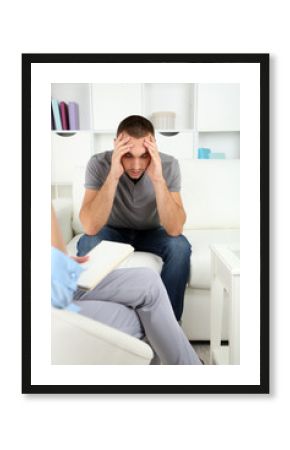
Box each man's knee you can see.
[165,235,191,259]
[77,233,101,256]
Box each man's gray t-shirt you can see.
[85,151,181,230]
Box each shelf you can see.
[198,130,240,133]
[52,129,239,136]
[92,129,196,135]
[51,82,240,185]
[51,83,91,129]
[156,129,195,134]
[53,129,196,134]
[197,84,240,132]
[52,130,89,135]
[197,131,240,159]
[144,83,195,129]
[51,132,92,184]
[92,130,115,134]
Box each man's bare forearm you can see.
[80,173,119,235]
[153,179,186,236]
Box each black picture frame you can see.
[22,53,269,394]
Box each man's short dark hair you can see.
[116,115,155,138]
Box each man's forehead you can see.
[127,146,149,157]
[123,132,151,142]
[124,136,149,154]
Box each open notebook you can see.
[77,240,134,291]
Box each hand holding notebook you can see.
[77,240,134,290]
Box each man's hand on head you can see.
[110,133,133,181]
[144,135,164,183]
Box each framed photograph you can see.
[22,53,269,394]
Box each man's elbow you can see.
[166,226,184,237]
[81,220,98,236]
[165,214,185,236]
[79,212,99,236]
[83,226,99,236]
[81,220,100,236]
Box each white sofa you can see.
[51,307,153,364]
[54,159,239,342]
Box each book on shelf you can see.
[51,98,62,130]
[68,102,80,130]
[59,101,69,130]
[77,241,135,291]
[51,104,55,130]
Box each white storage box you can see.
[150,111,176,129]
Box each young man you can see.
[51,206,201,365]
[77,115,191,321]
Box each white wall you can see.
[2,2,287,450]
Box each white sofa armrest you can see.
[52,198,74,244]
[51,307,153,365]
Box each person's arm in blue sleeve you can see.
[51,206,88,309]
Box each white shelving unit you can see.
[197,83,240,132]
[51,83,240,198]
[195,83,240,159]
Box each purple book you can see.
[68,102,80,130]
[59,102,69,130]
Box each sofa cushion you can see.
[185,229,240,289]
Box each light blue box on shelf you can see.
[198,148,211,159]
[210,152,226,159]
